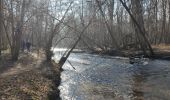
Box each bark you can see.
[131,0,147,54]
[119,0,154,56]
[59,21,92,68]
[0,0,3,55]
[96,0,119,49]
[159,0,167,43]
[168,1,170,43]
[58,37,80,68]
[11,0,26,61]
[153,0,158,44]
[45,2,73,61]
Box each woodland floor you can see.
[0,51,61,100]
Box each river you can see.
[53,49,170,100]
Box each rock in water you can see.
[129,55,149,65]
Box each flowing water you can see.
[53,49,170,100]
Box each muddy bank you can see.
[0,52,61,100]
[87,48,170,60]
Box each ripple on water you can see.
[56,52,170,100]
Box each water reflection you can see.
[131,66,145,100]
[54,51,170,100]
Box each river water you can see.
[53,49,170,100]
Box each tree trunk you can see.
[59,37,80,68]
[0,0,3,56]
[58,20,92,68]
[45,36,53,61]
[44,2,73,61]
[11,0,26,61]
[131,0,147,54]
[159,0,167,43]
[119,0,154,56]
[168,1,170,43]
[96,0,119,49]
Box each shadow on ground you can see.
[0,53,62,100]
[39,61,61,100]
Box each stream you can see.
[53,49,170,100]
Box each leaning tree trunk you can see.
[96,0,119,49]
[44,2,73,62]
[58,20,92,69]
[58,37,81,68]
[131,0,147,55]
[119,0,154,56]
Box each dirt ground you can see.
[0,52,61,100]
[115,44,170,59]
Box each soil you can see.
[90,44,170,60]
[0,52,61,100]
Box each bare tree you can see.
[119,0,154,56]
[9,0,27,61]
[45,1,73,61]
[0,0,3,56]
[96,0,119,49]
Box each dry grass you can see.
[152,44,170,58]
[152,44,170,52]
[0,52,60,100]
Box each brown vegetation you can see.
[0,52,61,100]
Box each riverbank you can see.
[87,44,170,60]
[0,52,61,100]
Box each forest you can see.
[0,0,170,100]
